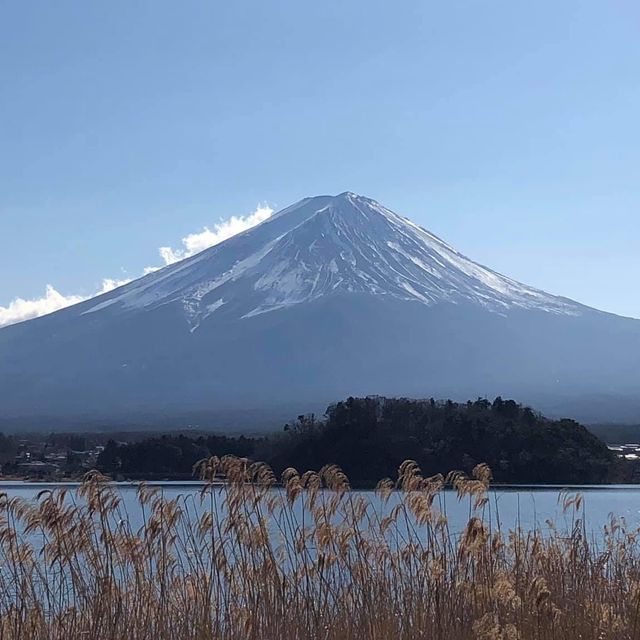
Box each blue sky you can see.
[1,0,639,324]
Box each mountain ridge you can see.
[0,192,639,427]
[70,192,585,327]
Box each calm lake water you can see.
[1,482,640,540]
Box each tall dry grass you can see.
[0,457,638,639]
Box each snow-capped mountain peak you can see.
[82,193,582,328]
[3,192,640,427]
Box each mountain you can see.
[1,192,640,429]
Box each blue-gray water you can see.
[2,482,640,539]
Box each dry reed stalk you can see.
[0,458,636,639]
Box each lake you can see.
[1,477,639,639]
[2,481,640,540]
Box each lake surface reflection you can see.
[2,482,640,539]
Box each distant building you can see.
[608,444,640,461]
[17,461,59,475]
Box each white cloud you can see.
[158,204,274,265]
[99,278,133,294]
[0,204,273,328]
[0,286,85,328]
[0,278,131,328]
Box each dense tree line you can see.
[96,397,616,485]
[97,434,256,478]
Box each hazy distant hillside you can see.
[587,423,640,444]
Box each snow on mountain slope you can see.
[3,191,640,427]
[80,192,582,329]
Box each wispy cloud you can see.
[0,204,274,328]
[158,205,273,265]
[0,279,130,328]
